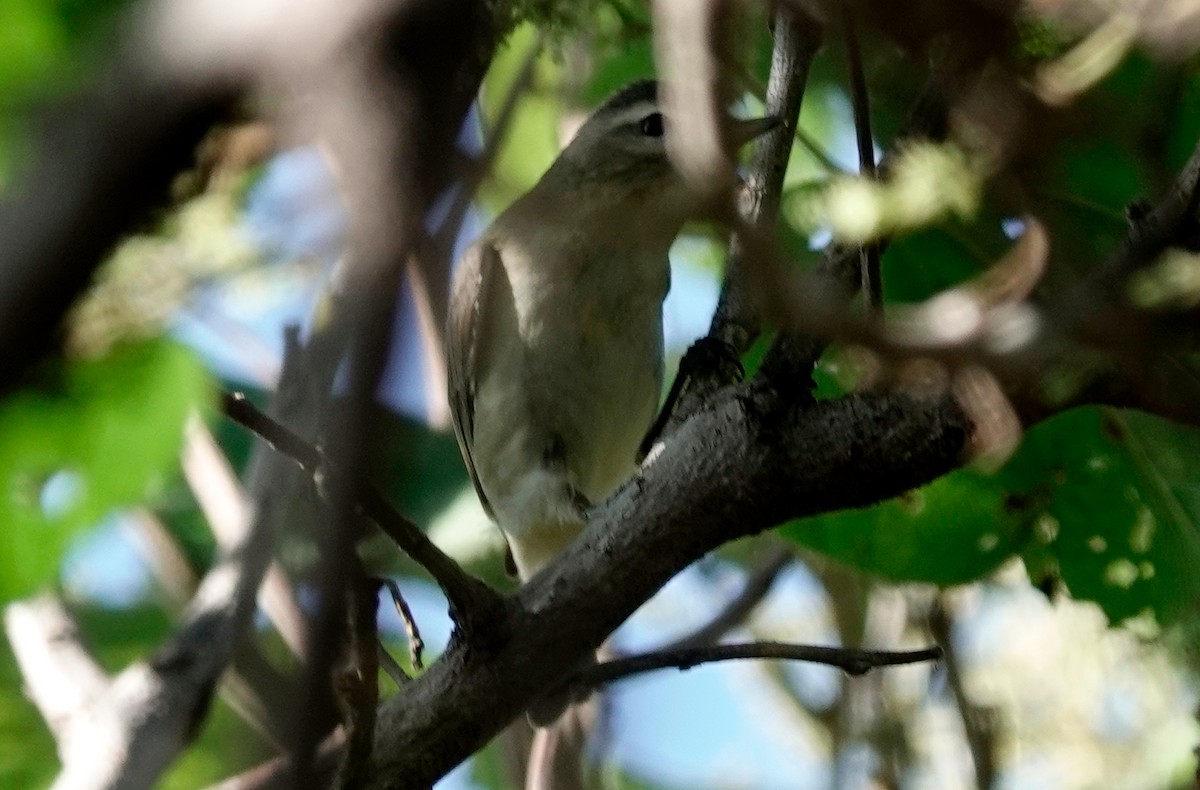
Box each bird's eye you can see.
[639,112,664,137]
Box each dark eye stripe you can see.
[639,112,664,137]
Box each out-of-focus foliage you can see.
[785,408,1200,628]
[788,142,984,244]
[2,0,1200,787]
[777,22,1200,634]
[0,638,56,787]
[783,470,1027,586]
[0,340,210,602]
[0,605,271,788]
[0,0,132,184]
[68,190,260,357]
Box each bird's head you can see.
[547,80,778,219]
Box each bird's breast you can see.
[515,245,668,498]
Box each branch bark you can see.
[364,388,969,788]
[567,641,942,692]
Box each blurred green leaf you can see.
[781,468,1028,585]
[0,639,56,787]
[1008,408,1200,626]
[0,339,211,601]
[782,406,1200,627]
[880,226,987,303]
[479,25,563,212]
[0,0,66,97]
[583,37,654,107]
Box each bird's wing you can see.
[447,241,503,521]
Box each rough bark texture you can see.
[365,388,968,788]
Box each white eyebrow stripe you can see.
[603,101,661,129]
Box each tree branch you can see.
[929,597,997,790]
[363,389,970,788]
[567,641,942,693]
[220,391,505,631]
[647,5,823,448]
[838,0,883,314]
[659,544,794,652]
[379,578,425,672]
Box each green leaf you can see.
[0,0,66,96]
[583,37,654,107]
[780,469,1028,585]
[0,639,56,788]
[1008,408,1200,626]
[0,339,211,601]
[780,405,1200,628]
[880,225,988,303]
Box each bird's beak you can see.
[729,114,781,146]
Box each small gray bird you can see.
[448,80,776,581]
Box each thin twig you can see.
[183,414,308,658]
[220,391,505,630]
[566,641,942,693]
[839,1,883,315]
[929,597,996,790]
[646,5,823,447]
[379,578,425,671]
[337,573,381,790]
[660,545,793,652]
[712,5,824,351]
[377,644,411,687]
[795,125,847,174]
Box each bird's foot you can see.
[639,336,743,458]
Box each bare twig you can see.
[124,510,292,749]
[660,544,794,652]
[282,1,498,779]
[839,1,883,314]
[377,644,411,687]
[183,415,308,658]
[929,597,997,790]
[379,578,425,671]
[565,641,942,693]
[709,5,824,353]
[220,391,505,630]
[643,5,823,451]
[337,574,381,790]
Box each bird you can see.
[447,79,778,582]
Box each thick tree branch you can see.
[364,389,969,788]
